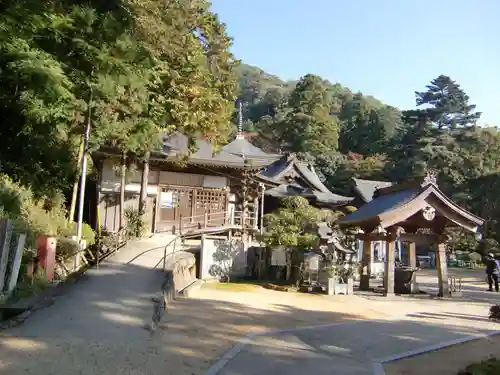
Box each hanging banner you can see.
[160,191,174,208]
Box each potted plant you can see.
[325,264,338,295]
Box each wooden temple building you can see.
[338,171,484,297]
[95,131,353,246]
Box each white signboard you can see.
[160,191,174,208]
[271,249,287,266]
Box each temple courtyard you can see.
[0,240,498,375]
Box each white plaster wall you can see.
[100,161,158,195]
[100,160,228,194]
[200,236,246,280]
[200,237,218,280]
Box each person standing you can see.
[485,253,499,292]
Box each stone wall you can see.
[151,251,196,331]
[163,251,196,293]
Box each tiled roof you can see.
[352,178,393,202]
[258,155,353,205]
[157,132,279,168]
[338,188,421,225]
[265,184,353,206]
[222,138,280,159]
[338,180,484,230]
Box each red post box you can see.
[36,236,57,281]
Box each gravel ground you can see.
[0,240,378,375]
[384,334,500,375]
[0,242,497,375]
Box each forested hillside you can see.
[0,0,498,255]
[233,64,500,254]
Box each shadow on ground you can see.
[0,254,498,375]
[215,313,499,375]
[0,257,360,375]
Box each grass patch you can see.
[459,358,500,375]
[202,281,261,292]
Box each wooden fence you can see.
[0,220,26,299]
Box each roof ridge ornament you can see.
[287,152,296,162]
[236,101,245,140]
[422,169,438,187]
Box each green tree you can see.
[259,196,329,280]
[280,74,340,155]
[0,0,238,225]
[415,75,481,129]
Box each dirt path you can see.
[384,334,500,375]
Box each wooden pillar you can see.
[191,189,197,222]
[408,242,417,268]
[139,152,150,218]
[253,196,259,229]
[360,238,372,291]
[241,165,249,247]
[259,184,265,234]
[225,188,230,224]
[408,241,418,293]
[436,242,449,297]
[119,153,126,231]
[384,235,396,296]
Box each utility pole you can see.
[75,88,92,262]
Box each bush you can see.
[124,207,147,238]
[63,222,96,246]
[0,174,96,251]
[0,174,69,246]
[55,237,80,262]
[489,305,500,322]
[459,358,500,375]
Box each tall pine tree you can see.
[415,75,481,129]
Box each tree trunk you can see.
[138,151,150,221]
[68,139,84,223]
[286,250,292,281]
[119,152,126,232]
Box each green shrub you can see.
[63,222,96,246]
[0,174,69,246]
[459,358,500,375]
[124,207,147,238]
[55,237,80,262]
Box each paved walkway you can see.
[0,237,171,374]
[1,245,498,375]
[211,310,498,375]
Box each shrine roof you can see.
[353,177,393,202]
[338,173,484,233]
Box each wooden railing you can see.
[172,209,258,235]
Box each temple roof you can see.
[338,173,484,233]
[221,137,281,159]
[259,155,354,207]
[258,154,334,192]
[353,177,393,202]
[155,132,280,169]
[265,184,353,206]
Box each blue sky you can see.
[211,0,499,126]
